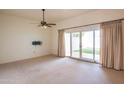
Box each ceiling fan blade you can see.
[47,23,56,25]
[47,25,52,27]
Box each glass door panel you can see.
[72,32,80,58]
[95,30,100,62]
[81,31,93,60]
[65,33,70,56]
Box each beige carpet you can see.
[0,55,124,84]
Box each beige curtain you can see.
[58,29,65,57]
[100,20,123,70]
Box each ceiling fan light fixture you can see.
[41,25,47,29]
[43,25,47,29]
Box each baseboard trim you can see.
[0,54,54,65]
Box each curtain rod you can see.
[60,18,124,31]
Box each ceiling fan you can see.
[32,9,56,28]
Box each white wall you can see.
[51,9,124,55]
[0,14,52,64]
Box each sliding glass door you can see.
[72,32,80,58]
[65,29,100,63]
[81,31,93,60]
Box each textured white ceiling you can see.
[0,9,96,23]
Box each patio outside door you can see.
[65,30,100,63]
